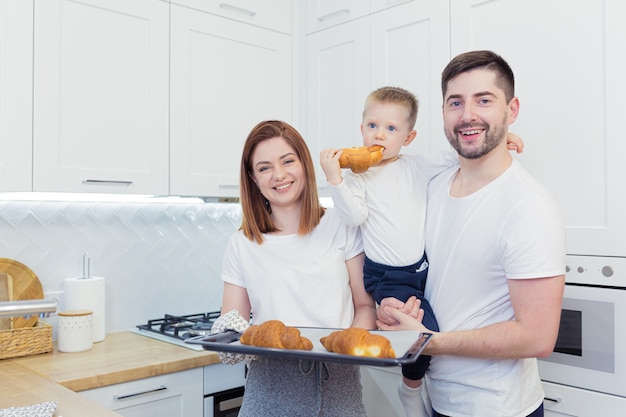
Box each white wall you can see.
[0,200,241,339]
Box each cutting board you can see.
[0,258,44,328]
[0,272,13,330]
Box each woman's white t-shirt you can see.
[221,208,363,328]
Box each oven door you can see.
[538,284,626,397]
[204,387,244,417]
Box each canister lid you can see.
[58,309,93,317]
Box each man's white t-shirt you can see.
[424,160,566,417]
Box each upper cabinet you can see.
[0,0,33,192]
[448,0,626,256]
[169,2,293,197]
[33,0,170,195]
[302,0,626,256]
[369,1,450,155]
[303,0,450,191]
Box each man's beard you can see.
[445,115,508,160]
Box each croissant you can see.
[239,320,313,350]
[320,328,396,358]
[339,145,384,174]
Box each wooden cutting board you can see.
[0,272,13,330]
[0,259,44,329]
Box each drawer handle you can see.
[544,396,562,403]
[83,179,133,185]
[318,9,350,22]
[114,385,167,400]
[219,3,256,17]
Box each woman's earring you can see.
[263,197,272,214]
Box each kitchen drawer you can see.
[543,381,626,417]
[80,368,203,417]
[169,0,292,34]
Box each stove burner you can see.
[136,311,222,341]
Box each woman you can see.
[214,120,376,416]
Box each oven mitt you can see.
[210,309,257,365]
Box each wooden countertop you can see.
[2,361,120,417]
[11,331,221,391]
[2,331,222,415]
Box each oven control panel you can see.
[566,255,626,288]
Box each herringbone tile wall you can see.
[0,200,242,337]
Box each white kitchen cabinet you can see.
[169,4,293,198]
[304,16,369,192]
[33,0,170,195]
[369,0,450,155]
[0,0,33,192]
[360,366,404,417]
[449,0,626,256]
[80,368,203,417]
[542,381,626,417]
[305,0,370,33]
[303,1,448,192]
[169,0,293,34]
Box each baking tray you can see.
[185,327,432,367]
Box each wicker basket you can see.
[0,321,53,359]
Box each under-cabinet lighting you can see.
[0,192,205,204]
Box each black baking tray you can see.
[185,327,432,367]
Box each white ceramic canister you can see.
[57,309,93,353]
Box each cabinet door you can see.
[33,0,169,195]
[450,0,626,256]
[170,5,292,198]
[305,18,370,193]
[0,0,32,192]
[369,0,450,155]
[169,0,293,34]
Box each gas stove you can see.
[130,311,222,351]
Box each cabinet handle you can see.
[114,385,167,401]
[219,3,256,17]
[317,9,350,22]
[543,396,562,403]
[83,179,133,186]
[218,184,239,189]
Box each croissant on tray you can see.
[320,328,396,358]
[339,145,385,174]
[239,320,313,350]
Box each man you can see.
[378,50,566,417]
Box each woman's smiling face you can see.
[251,136,305,209]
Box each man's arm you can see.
[378,274,564,359]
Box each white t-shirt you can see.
[328,152,457,267]
[221,208,362,328]
[424,160,566,417]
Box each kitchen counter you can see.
[11,331,221,391]
[1,361,120,417]
[2,331,222,415]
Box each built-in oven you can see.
[538,255,626,416]
[204,362,246,417]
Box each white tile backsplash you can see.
[0,200,241,338]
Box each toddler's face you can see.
[361,102,415,162]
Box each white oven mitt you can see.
[210,309,256,365]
